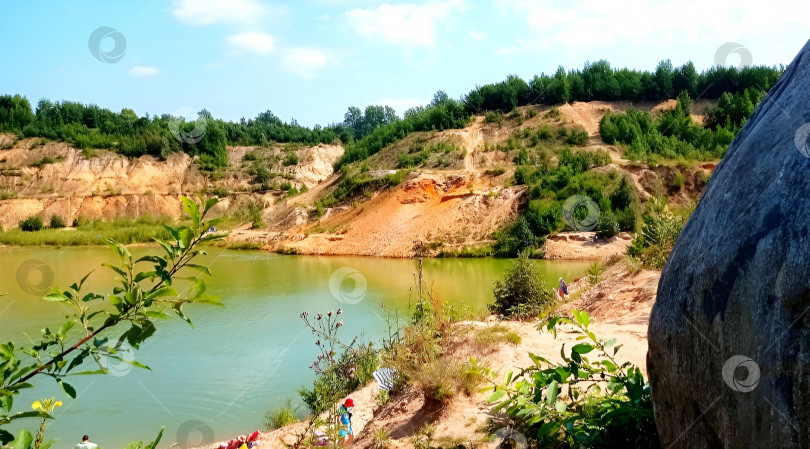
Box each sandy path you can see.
[544,231,634,261]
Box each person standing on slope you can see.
[558,277,568,300]
[337,398,355,446]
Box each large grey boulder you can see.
[648,40,810,448]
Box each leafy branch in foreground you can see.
[486,310,659,448]
[0,195,224,446]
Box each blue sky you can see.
[1,0,807,127]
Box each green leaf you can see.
[103,263,128,280]
[146,426,165,449]
[144,286,178,302]
[58,379,77,399]
[579,310,590,327]
[185,264,212,277]
[0,429,14,445]
[546,380,559,405]
[12,411,52,420]
[81,292,103,303]
[173,305,194,328]
[144,310,169,320]
[178,228,193,250]
[182,196,201,228]
[602,360,618,372]
[537,421,561,438]
[134,271,157,283]
[57,320,76,337]
[555,400,567,413]
[72,369,107,376]
[77,270,94,291]
[572,343,595,354]
[65,348,90,373]
[8,428,33,449]
[204,197,220,213]
[43,292,69,303]
[487,390,506,403]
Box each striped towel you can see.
[373,367,396,392]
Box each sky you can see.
[0,0,808,127]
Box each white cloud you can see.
[495,47,518,55]
[500,0,810,55]
[344,0,464,47]
[282,48,330,78]
[469,30,487,40]
[171,0,268,25]
[226,32,276,54]
[128,66,159,77]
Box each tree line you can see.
[0,59,783,169]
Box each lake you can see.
[0,246,589,448]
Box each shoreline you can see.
[0,230,630,262]
[214,259,656,449]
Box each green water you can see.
[0,247,589,448]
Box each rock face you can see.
[648,41,810,447]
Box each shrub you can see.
[264,401,299,429]
[558,148,611,174]
[489,252,554,319]
[485,167,506,176]
[251,164,272,184]
[283,151,299,166]
[484,111,504,126]
[627,213,684,269]
[374,429,390,449]
[209,186,229,197]
[596,209,620,239]
[563,127,589,145]
[536,124,553,140]
[488,310,659,448]
[0,190,16,200]
[672,171,685,189]
[398,150,429,168]
[476,325,522,346]
[18,215,43,232]
[31,156,56,167]
[587,261,604,284]
[49,214,66,229]
[383,169,411,186]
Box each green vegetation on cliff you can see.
[1,60,782,170]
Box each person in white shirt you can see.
[75,435,98,449]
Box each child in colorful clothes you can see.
[338,398,355,446]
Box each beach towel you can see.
[373,367,396,392]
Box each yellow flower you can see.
[31,397,62,413]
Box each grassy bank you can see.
[0,216,174,246]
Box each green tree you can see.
[654,60,675,99]
[489,252,554,319]
[546,66,571,104]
